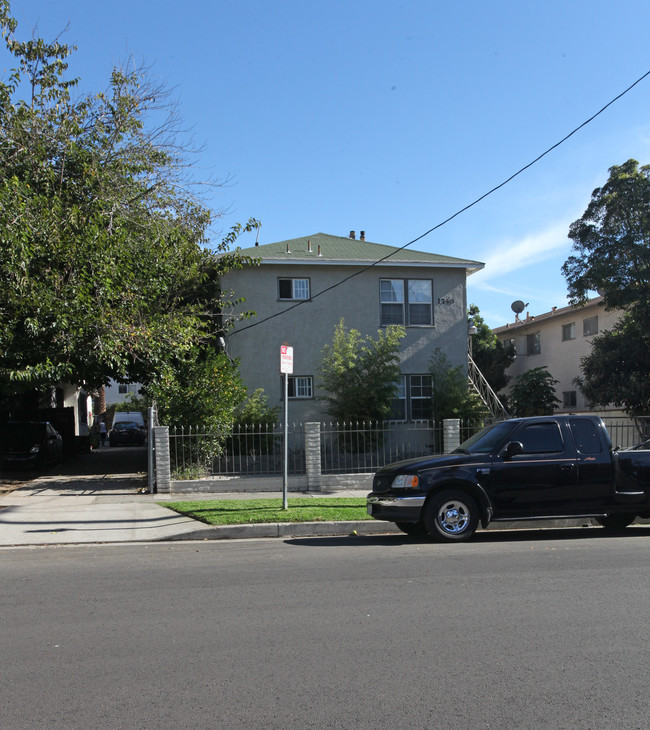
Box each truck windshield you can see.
[453,421,516,454]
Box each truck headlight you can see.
[391,474,419,489]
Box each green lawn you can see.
[160,497,372,526]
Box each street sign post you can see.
[280,346,293,509]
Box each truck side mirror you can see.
[503,441,523,460]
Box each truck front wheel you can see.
[424,490,479,542]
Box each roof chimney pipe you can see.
[360,230,366,241]
[349,230,356,239]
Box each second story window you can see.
[278,278,310,301]
[526,332,541,355]
[380,279,432,326]
[562,323,576,341]
[583,316,598,336]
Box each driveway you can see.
[0,444,149,497]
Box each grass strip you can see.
[160,497,371,526]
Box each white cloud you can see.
[471,220,573,285]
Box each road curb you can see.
[167,520,401,541]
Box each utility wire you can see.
[231,68,650,336]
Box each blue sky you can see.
[5,0,650,327]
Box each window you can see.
[562,323,576,341]
[278,278,310,300]
[563,391,577,408]
[569,419,602,454]
[119,384,128,394]
[583,316,598,336]
[526,332,541,355]
[408,280,433,325]
[390,375,432,421]
[286,376,313,399]
[380,279,404,324]
[391,376,407,420]
[380,279,432,326]
[504,338,516,357]
[410,375,433,419]
[517,422,563,454]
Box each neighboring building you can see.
[220,231,484,422]
[492,297,622,413]
[104,380,141,407]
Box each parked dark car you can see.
[109,421,146,447]
[0,421,63,469]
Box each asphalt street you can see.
[2,530,650,729]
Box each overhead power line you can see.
[231,68,650,336]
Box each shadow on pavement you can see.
[283,524,650,548]
[1,445,148,495]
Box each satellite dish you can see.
[511,300,526,315]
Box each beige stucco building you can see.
[220,231,484,422]
[493,297,622,413]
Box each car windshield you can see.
[453,421,516,454]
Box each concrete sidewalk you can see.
[0,489,395,546]
[0,456,392,545]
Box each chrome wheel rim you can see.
[437,500,470,534]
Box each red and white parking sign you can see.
[280,345,294,374]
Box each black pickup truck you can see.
[367,415,650,541]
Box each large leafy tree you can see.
[468,304,515,394]
[0,2,255,400]
[562,159,650,416]
[319,319,405,422]
[509,367,560,417]
[429,348,488,422]
[562,159,650,319]
[575,319,650,419]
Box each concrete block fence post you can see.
[305,422,322,492]
[443,418,461,454]
[153,426,171,494]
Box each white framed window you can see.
[286,376,313,399]
[380,279,404,325]
[408,280,433,325]
[380,279,433,326]
[410,375,433,420]
[583,316,598,336]
[390,374,432,421]
[562,323,576,341]
[278,278,310,301]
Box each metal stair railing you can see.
[468,354,509,420]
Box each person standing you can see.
[99,419,107,446]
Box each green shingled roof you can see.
[235,232,484,273]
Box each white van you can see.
[112,411,146,429]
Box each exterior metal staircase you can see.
[468,354,509,420]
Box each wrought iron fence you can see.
[168,415,650,480]
[601,416,650,450]
[169,423,305,479]
[169,420,446,478]
[320,421,441,474]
